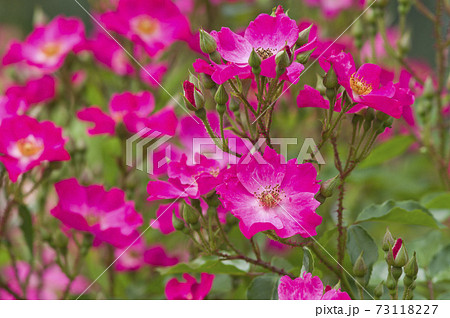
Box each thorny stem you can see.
[264,231,310,248]
[336,178,346,267]
[434,0,448,158]
[215,251,295,279]
[212,213,293,278]
[250,237,261,261]
[198,113,241,158]
[228,80,256,116]
[219,113,228,151]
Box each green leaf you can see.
[356,200,441,229]
[247,274,279,300]
[157,256,250,276]
[347,225,378,285]
[408,231,443,267]
[346,225,378,268]
[18,204,33,256]
[359,135,415,168]
[421,192,450,210]
[429,245,450,282]
[301,247,314,273]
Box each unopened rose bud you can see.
[296,49,315,65]
[374,281,384,299]
[248,49,261,68]
[172,212,185,231]
[382,228,395,252]
[319,175,339,198]
[206,193,221,208]
[387,238,408,268]
[393,240,408,268]
[404,251,418,278]
[183,80,204,111]
[296,24,313,47]
[323,66,338,89]
[214,84,229,106]
[182,203,199,225]
[199,29,217,54]
[353,251,368,277]
[275,50,290,73]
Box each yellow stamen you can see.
[85,213,99,227]
[17,139,43,157]
[255,47,276,60]
[41,42,61,58]
[350,72,373,96]
[255,184,284,208]
[135,16,159,36]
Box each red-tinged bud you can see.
[386,238,408,268]
[183,80,204,111]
